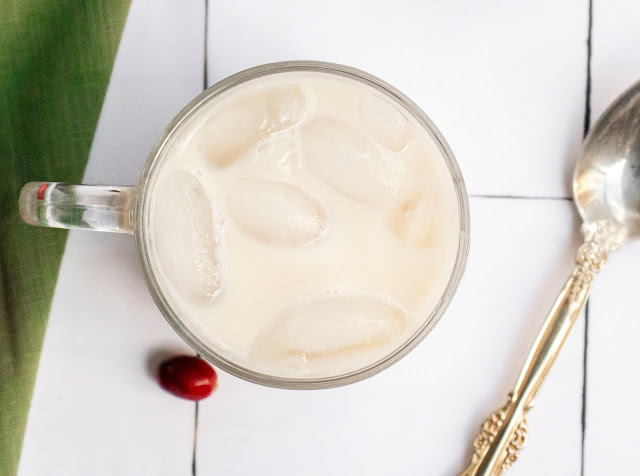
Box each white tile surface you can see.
[591,0,640,120]
[18,234,196,476]
[584,240,640,476]
[18,0,204,474]
[207,0,588,198]
[583,1,640,474]
[82,1,204,187]
[197,199,585,476]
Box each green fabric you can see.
[0,1,131,473]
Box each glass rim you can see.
[134,60,470,390]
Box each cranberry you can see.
[158,356,217,401]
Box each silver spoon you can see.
[461,79,640,476]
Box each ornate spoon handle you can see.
[460,225,613,476]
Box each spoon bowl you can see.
[575,79,640,244]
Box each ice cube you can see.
[360,94,414,153]
[300,116,396,206]
[388,181,450,248]
[265,86,306,131]
[199,102,267,167]
[399,138,440,178]
[153,171,221,303]
[254,133,301,175]
[198,86,306,168]
[250,291,408,371]
[227,179,327,246]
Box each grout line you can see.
[470,194,573,201]
[583,0,593,139]
[203,0,209,90]
[581,301,590,476]
[192,401,199,476]
[192,4,209,474]
[581,0,593,474]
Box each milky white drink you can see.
[148,70,460,379]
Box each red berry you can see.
[158,356,217,401]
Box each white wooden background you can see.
[17,0,640,474]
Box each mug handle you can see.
[19,182,134,234]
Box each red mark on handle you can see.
[37,183,47,200]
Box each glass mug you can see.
[19,61,470,389]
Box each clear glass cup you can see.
[19,61,470,389]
